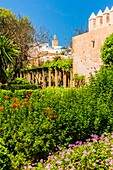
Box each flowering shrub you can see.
[1,65,113,169]
[35,132,113,170]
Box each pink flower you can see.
[86,138,90,142]
[111,135,113,139]
[92,163,96,166]
[105,159,110,163]
[65,158,70,161]
[83,150,87,156]
[56,160,62,165]
[92,149,96,153]
[66,151,70,155]
[87,143,91,146]
[109,160,113,165]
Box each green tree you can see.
[0,8,50,80]
[0,35,19,83]
[101,33,113,65]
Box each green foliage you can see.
[0,138,12,170]
[101,33,113,65]
[61,50,65,55]
[72,74,85,87]
[1,84,37,91]
[11,78,30,85]
[42,58,73,72]
[36,132,113,169]
[0,35,19,83]
[1,65,113,168]
[23,58,73,73]
[0,8,35,74]
[0,7,50,81]
[1,78,38,91]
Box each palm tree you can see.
[0,35,19,83]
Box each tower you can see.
[110,6,113,25]
[96,10,103,28]
[103,7,110,27]
[52,35,58,47]
[88,12,96,31]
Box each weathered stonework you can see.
[72,7,113,79]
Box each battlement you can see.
[89,6,113,31]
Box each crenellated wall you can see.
[89,7,113,31]
[72,6,113,80]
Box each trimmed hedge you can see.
[1,84,37,91]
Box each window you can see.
[91,40,95,48]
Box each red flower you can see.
[12,98,17,102]
[4,96,9,100]
[50,115,53,120]
[46,109,50,114]
[0,128,2,131]
[15,103,20,107]
[24,101,28,106]
[54,114,58,119]
[0,106,3,111]
[11,103,16,108]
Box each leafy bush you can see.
[101,33,113,65]
[0,138,12,170]
[11,78,30,85]
[1,65,113,168]
[1,78,37,91]
[1,84,37,91]
[72,73,85,87]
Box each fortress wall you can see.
[72,24,113,78]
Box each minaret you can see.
[103,7,110,27]
[89,12,96,31]
[52,35,58,47]
[110,6,113,25]
[96,10,103,28]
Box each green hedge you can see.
[1,84,37,91]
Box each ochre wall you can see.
[72,24,113,79]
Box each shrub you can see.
[11,78,30,85]
[1,84,37,91]
[101,33,113,65]
[0,138,12,170]
[1,65,113,168]
[36,132,113,169]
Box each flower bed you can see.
[24,132,113,169]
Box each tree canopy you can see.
[0,7,50,82]
[101,33,113,65]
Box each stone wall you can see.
[72,21,113,79]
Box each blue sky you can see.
[0,0,112,46]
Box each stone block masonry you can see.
[72,7,113,79]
